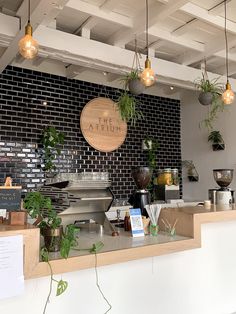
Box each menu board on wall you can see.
[80,97,127,152]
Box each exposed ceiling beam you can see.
[180,34,236,65]
[66,0,132,28]
[108,0,190,46]
[148,26,204,52]
[99,0,117,13]
[74,16,98,38]
[171,19,197,37]
[208,0,232,16]
[31,25,236,91]
[0,0,69,73]
[180,2,236,33]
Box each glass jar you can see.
[171,168,179,186]
[157,168,173,185]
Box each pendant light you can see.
[222,0,234,104]
[18,0,39,59]
[140,0,155,87]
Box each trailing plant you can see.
[143,136,159,201]
[41,248,68,314]
[195,73,224,132]
[60,224,80,259]
[117,92,143,126]
[144,136,159,170]
[41,126,65,173]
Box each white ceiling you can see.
[0,0,236,92]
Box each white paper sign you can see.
[130,208,144,237]
[0,235,24,299]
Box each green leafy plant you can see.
[24,191,61,229]
[208,130,224,144]
[121,69,140,88]
[60,224,80,259]
[195,75,222,93]
[117,92,143,126]
[195,75,225,131]
[144,136,159,170]
[41,126,65,172]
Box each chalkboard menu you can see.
[0,188,21,211]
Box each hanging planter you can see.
[208,130,225,151]
[198,91,213,106]
[121,38,145,96]
[128,75,145,95]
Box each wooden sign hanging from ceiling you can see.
[80,97,127,152]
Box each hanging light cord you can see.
[28,0,30,23]
[224,0,229,82]
[146,0,149,59]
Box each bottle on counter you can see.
[171,168,179,186]
[124,211,131,231]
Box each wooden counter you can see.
[1,204,236,279]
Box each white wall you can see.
[181,90,236,201]
[1,221,236,314]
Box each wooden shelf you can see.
[1,204,236,279]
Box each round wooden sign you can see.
[80,97,127,152]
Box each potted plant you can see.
[40,126,65,176]
[24,191,63,252]
[208,130,225,151]
[182,160,199,182]
[117,91,143,126]
[195,74,223,106]
[143,136,159,201]
[123,69,145,96]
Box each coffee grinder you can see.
[128,167,152,217]
[209,169,234,205]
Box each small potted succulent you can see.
[208,130,225,151]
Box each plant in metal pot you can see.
[24,191,62,252]
[208,130,225,151]
[182,160,199,182]
[117,92,143,126]
[40,126,65,175]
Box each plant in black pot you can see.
[24,191,62,252]
[208,130,225,151]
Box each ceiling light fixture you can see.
[140,0,155,87]
[222,0,234,105]
[18,0,39,59]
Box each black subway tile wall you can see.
[0,66,181,200]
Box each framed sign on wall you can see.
[80,97,127,152]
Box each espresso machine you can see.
[128,167,152,217]
[209,169,234,205]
